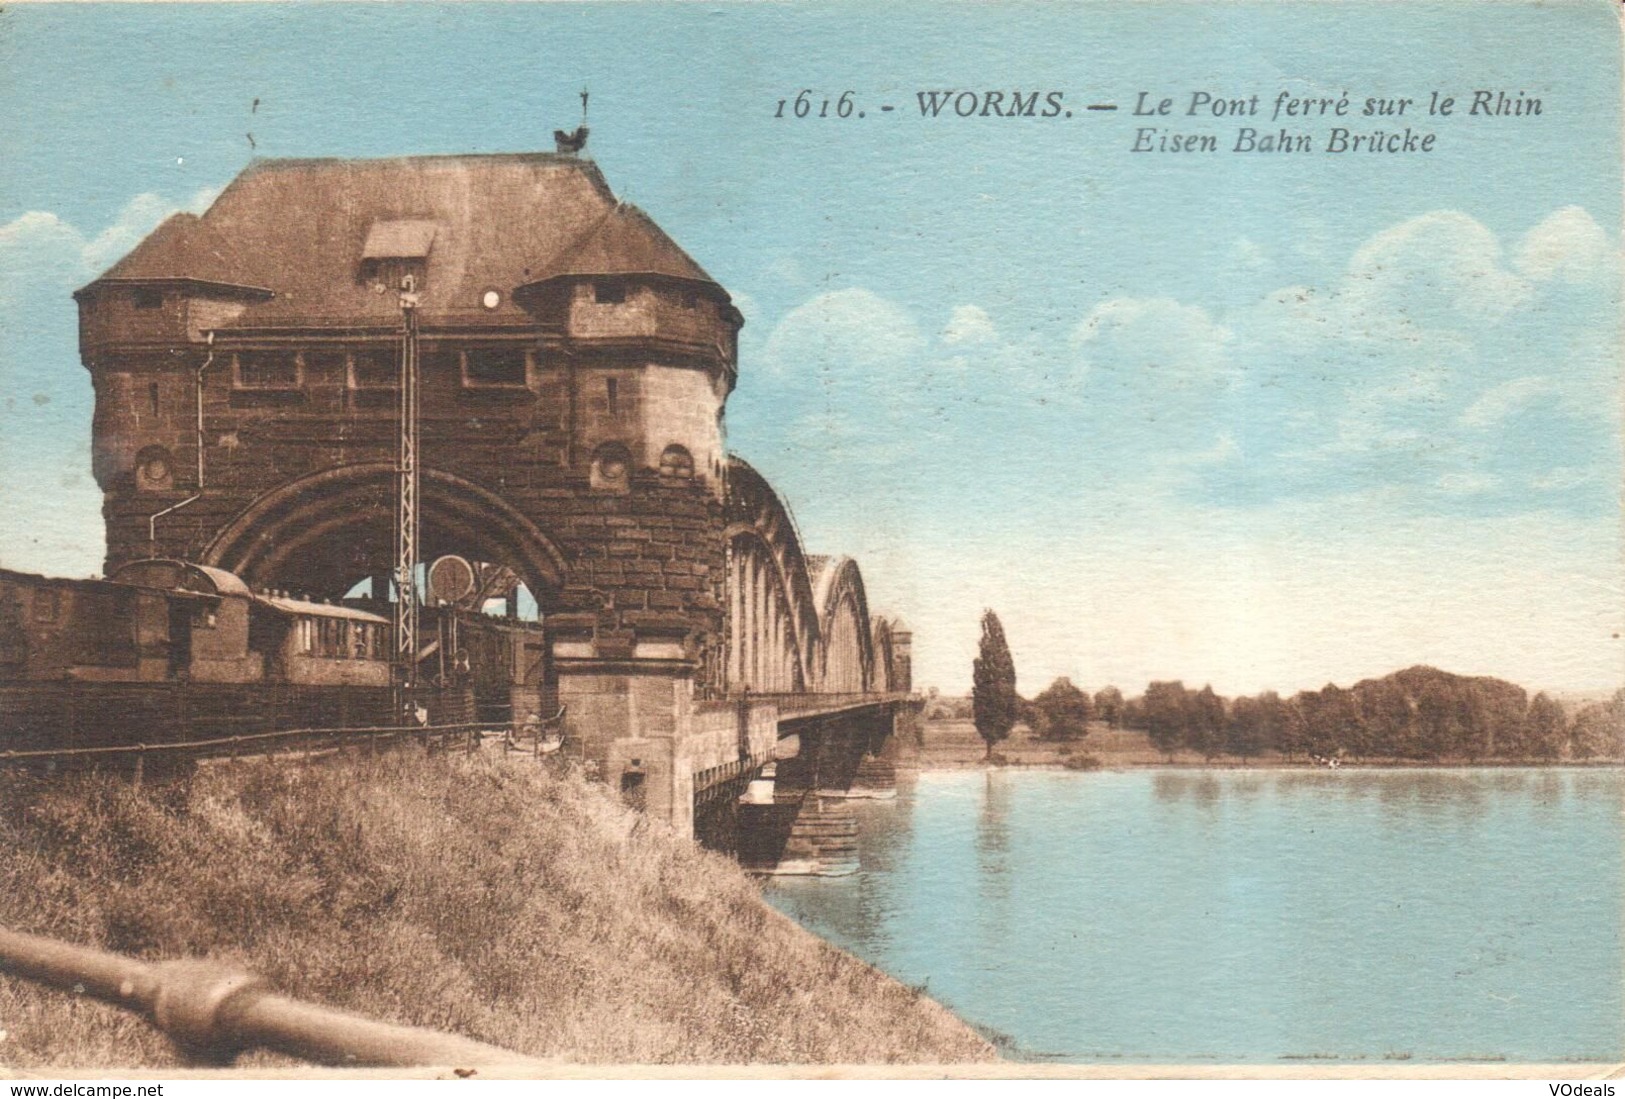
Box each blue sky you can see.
[1,1,1620,696]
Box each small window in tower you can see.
[620,770,647,812]
[462,347,528,388]
[132,288,164,310]
[679,287,700,309]
[359,258,428,293]
[148,383,160,416]
[134,445,175,492]
[590,442,633,493]
[593,280,627,304]
[359,220,436,291]
[32,589,61,624]
[606,377,619,415]
[659,444,695,480]
[235,351,301,390]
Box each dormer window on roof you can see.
[360,219,437,290]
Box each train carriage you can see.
[0,561,398,753]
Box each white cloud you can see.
[0,186,220,295]
[1227,236,1270,274]
[1530,467,1598,492]
[0,211,92,309]
[1070,296,1234,385]
[762,287,924,377]
[1208,207,1618,511]
[940,304,997,346]
[82,193,180,273]
[730,210,1620,698]
[1342,209,1531,323]
[1459,376,1553,428]
[1513,205,1613,284]
[0,210,77,250]
[1436,470,1500,495]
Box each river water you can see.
[764,768,1623,1064]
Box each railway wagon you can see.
[0,560,397,754]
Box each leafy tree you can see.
[1353,676,1414,760]
[1571,690,1625,760]
[1031,677,1093,740]
[1478,678,1530,758]
[1297,684,1359,759]
[1143,681,1188,761]
[1225,694,1269,758]
[1276,694,1309,759]
[1522,692,1567,760]
[1017,696,1040,734]
[1412,674,1471,759]
[1093,686,1125,729]
[1187,685,1227,760]
[971,610,1018,759]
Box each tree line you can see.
[971,610,1625,762]
[1122,667,1624,762]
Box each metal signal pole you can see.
[395,276,422,692]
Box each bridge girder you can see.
[724,457,896,699]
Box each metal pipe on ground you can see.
[0,926,545,1069]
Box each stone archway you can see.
[201,461,569,607]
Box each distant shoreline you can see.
[905,718,1623,773]
[903,758,1625,773]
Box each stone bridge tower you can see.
[77,152,910,836]
[77,156,740,786]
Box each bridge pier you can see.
[845,752,898,800]
[727,699,916,874]
[544,642,917,877]
[549,615,703,834]
[738,792,859,877]
[805,705,906,800]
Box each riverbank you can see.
[0,748,995,1069]
[907,719,1624,771]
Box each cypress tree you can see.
[972,609,1018,759]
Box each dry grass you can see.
[0,748,994,1069]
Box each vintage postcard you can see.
[0,0,1620,1083]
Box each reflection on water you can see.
[767,768,1624,1064]
[975,772,1014,936]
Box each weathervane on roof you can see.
[555,89,590,155]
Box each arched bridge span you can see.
[723,457,903,701]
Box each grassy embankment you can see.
[0,748,994,1069]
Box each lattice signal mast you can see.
[395,275,422,686]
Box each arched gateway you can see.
[202,463,568,606]
[75,151,911,840]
